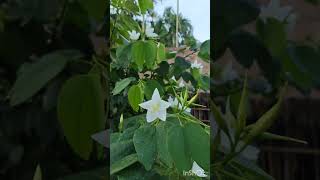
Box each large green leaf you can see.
[133,125,156,171]
[78,0,106,21]
[131,41,157,71]
[156,121,173,168]
[183,123,210,171]
[167,124,192,173]
[128,85,144,112]
[10,50,81,106]
[112,77,136,95]
[111,140,135,164]
[57,74,105,160]
[138,0,153,14]
[111,154,139,175]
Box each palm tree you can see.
[153,7,197,48]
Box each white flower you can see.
[191,161,207,177]
[110,6,117,14]
[260,0,292,22]
[168,96,191,113]
[139,88,171,122]
[178,80,185,88]
[128,30,140,41]
[191,60,203,70]
[145,24,158,38]
[171,76,177,81]
[164,23,171,31]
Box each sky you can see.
[154,0,210,43]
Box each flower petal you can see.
[146,111,158,122]
[139,100,154,109]
[151,88,161,101]
[160,100,171,109]
[157,110,167,121]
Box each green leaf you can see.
[57,74,105,160]
[171,57,191,78]
[111,140,135,164]
[116,44,133,68]
[33,165,42,180]
[138,0,154,14]
[198,40,210,62]
[167,124,192,173]
[243,86,285,146]
[156,43,166,63]
[10,50,79,106]
[183,123,210,171]
[111,154,138,175]
[259,132,307,144]
[156,121,173,168]
[256,18,287,57]
[131,41,157,71]
[210,100,229,135]
[144,80,164,100]
[78,0,106,21]
[155,61,169,77]
[133,125,157,171]
[237,75,248,132]
[128,85,144,112]
[112,77,136,95]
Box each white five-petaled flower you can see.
[191,161,207,177]
[171,76,177,81]
[168,96,191,113]
[191,60,203,70]
[139,88,171,123]
[260,0,292,22]
[128,30,140,41]
[145,24,158,38]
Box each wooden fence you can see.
[196,94,320,180]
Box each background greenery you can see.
[0,0,107,179]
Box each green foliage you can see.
[57,74,105,160]
[198,40,210,62]
[138,0,154,14]
[128,85,144,112]
[10,50,82,106]
[109,0,210,179]
[184,123,210,171]
[167,124,192,173]
[133,125,157,170]
[0,0,107,178]
[111,154,139,175]
[131,41,157,71]
[112,77,136,95]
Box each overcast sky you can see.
[154,0,210,43]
